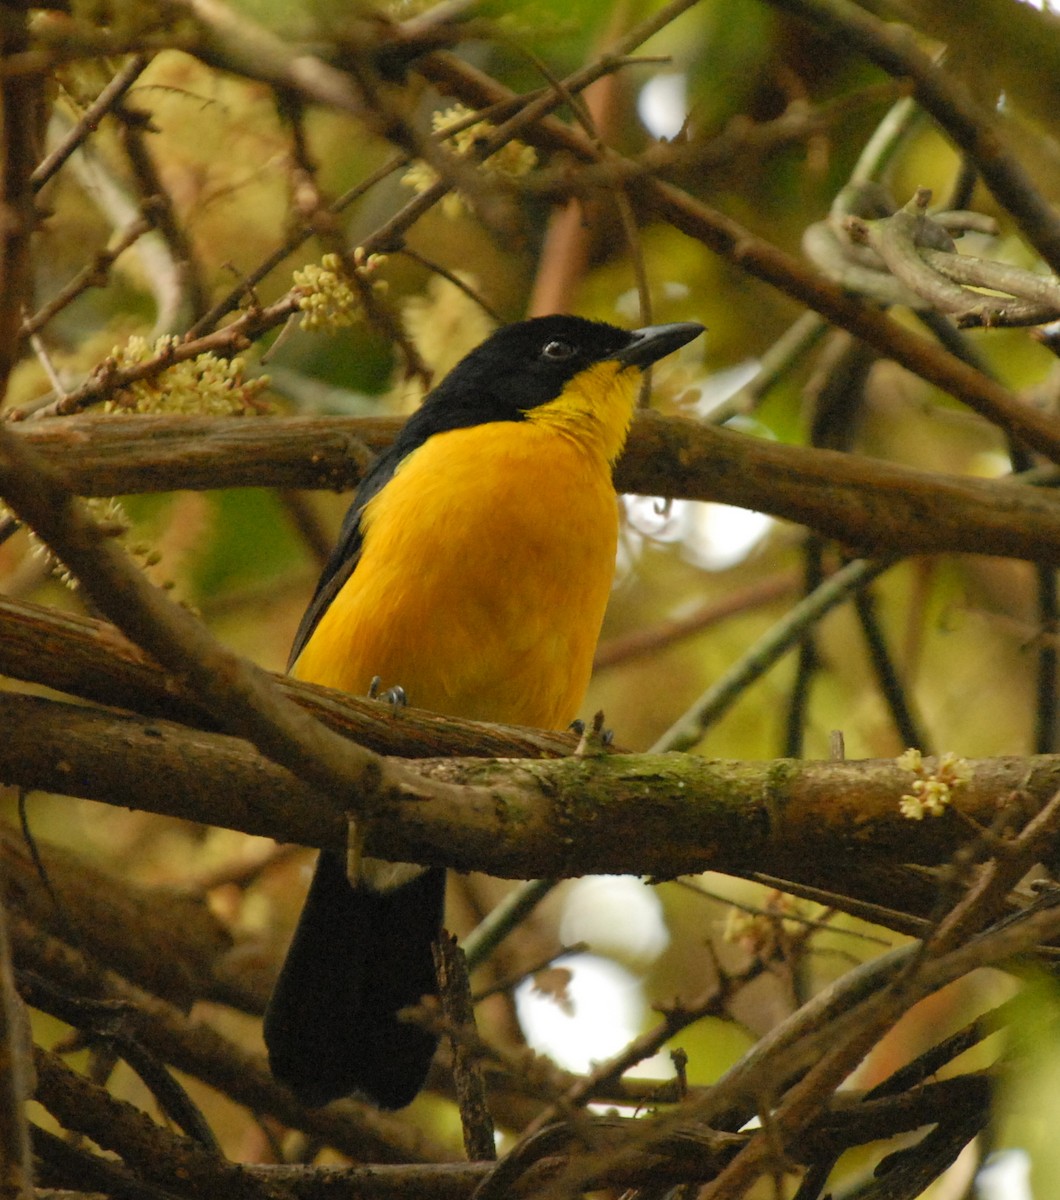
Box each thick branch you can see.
[13,413,1060,565]
[2,691,1057,882]
[0,595,577,761]
[33,1044,280,1200]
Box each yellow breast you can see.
[291,419,622,729]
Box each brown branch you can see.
[433,936,496,1163]
[114,100,209,324]
[619,411,1060,562]
[0,824,249,1013]
[33,1044,281,1200]
[0,594,578,761]
[14,412,1060,566]
[642,181,1060,462]
[14,915,449,1165]
[19,210,157,340]
[11,411,389,488]
[698,793,1060,1196]
[30,54,147,192]
[3,689,1059,885]
[697,892,1060,1197]
[165,0,367,116]
[185,2,699,344]
[0,10,43,405]
[0,874,33,1198]
[536,893,1058,1199]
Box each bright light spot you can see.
[514,954,646,1074]
[977,1150,1032,1200]
[1018,0,1060,11]
[559,876,670,968]
[681,502,773,570]
[637,74,688,140]
[624,495,772,571]
[969,450,1014,479]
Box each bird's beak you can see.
[614,322,705,368]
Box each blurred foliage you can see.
[3,0,1060,1195]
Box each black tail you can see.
[264,851,446,1109]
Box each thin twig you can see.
[651,558,896,753]
[463,879,560,970]
[30,54,147,191]
[19,210,157,340]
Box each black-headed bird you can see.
[264,314,704,1108]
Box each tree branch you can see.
[0,824,249,1012]
[13,413,1060,565]
[763,0,1060,276]
[2,690,1057,884]
[14,914,448,1166]
[0,595,577,761]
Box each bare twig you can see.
[114,99,209,324]
[30,54,147,191]
[19,209,157,339]
[652,558,895,753]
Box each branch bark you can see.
[14,913,448,1166]
[2,690,1056,883]
[0,594,577,761]
[13,412,1060,565]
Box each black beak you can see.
[614,322,705,368]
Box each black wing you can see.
[286,439,407,670]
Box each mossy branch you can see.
[0,688,1055,886]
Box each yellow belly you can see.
[291,421,620,729]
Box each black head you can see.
[400,315,704,444]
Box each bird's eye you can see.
[541,339,575,361]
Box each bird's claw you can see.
[368,676,408,711]
[574,711,613,757]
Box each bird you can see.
[263,313,705,1109]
